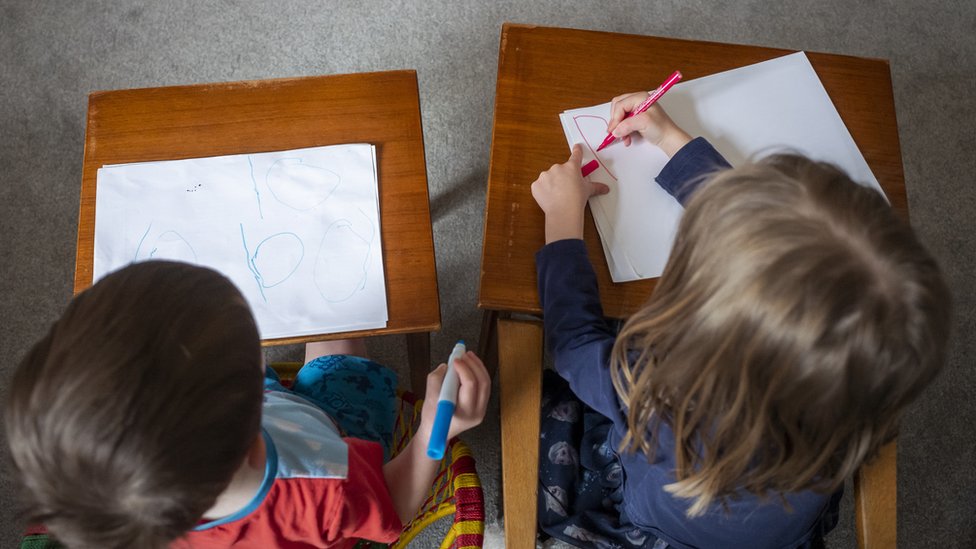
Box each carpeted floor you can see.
[1,1,973,547]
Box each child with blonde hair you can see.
[531,94,950,549]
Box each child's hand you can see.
[531,144,611,243]
[607,93,692,156]
[421,351,490,442]
[386,352,490,519]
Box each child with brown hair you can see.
[530,94,950,548]
[4,261,490,549]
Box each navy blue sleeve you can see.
[535,239,624,422]
[654,137,731,206]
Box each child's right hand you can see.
[531,144,611,243]
[607,93,692,157]
[421,351,490,442]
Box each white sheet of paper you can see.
[560,52,885,283]
[94,144,388,339]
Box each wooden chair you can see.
[496,317,896,549]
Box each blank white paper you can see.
[560,52,885,283]
[94,144,388,339]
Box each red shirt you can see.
[173,391,402,548]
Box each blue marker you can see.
[427,340,465,460]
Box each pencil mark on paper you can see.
[313,209,376,303]
[574,115,618,181]
[248,156,265,219]
[134,224,198,264]
[240,224,306,302]
[266,158,341,211]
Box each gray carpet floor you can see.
[1,1,974,547]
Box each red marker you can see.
[581,159,599,177]
[596,70,683,152]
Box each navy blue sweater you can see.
[535,138,838,549]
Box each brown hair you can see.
[611,155,950,516]
[4,261,264,548]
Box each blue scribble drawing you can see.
[134,223,153,262]
[248,156,264,219]
[134,223,198,264]
[313,209,376,303]
[240,224,305,302]
[266,158,341,211]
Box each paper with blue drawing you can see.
[560,52,886,283]
[94,144,387,339]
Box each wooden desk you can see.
[481,23,903,548]
[76,71,439,393]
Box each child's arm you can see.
[530,148,624,420]
[381,352,490,524]
[608,96,731,205]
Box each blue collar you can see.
[193,428,278,531]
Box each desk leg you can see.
[855,439,897,549]
[406,332,431,395]
[478,309,502,379]
[498,318,543,548]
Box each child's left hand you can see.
[420,351,491,442]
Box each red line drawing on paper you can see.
[573,115,618,181]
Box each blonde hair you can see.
[610,155,950,516]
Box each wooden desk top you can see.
[76,70,440,344]
[480,23,906,317]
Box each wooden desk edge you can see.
[74,95,98,295]
[500,22,894,67]
[262,322,442,347]
[85,69,420,99]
